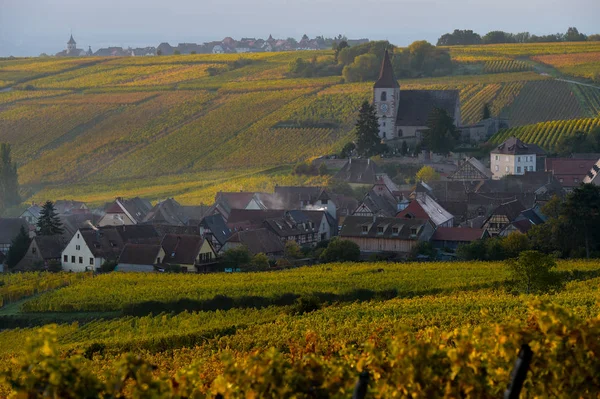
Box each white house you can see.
[490,137,546,180]
[212,45,224,54]
[97,197,152,227]
[61,229,101,272]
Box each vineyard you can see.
[490,118,600,151]
[0,42,600,204]
[0,272,89,307]
[1,260,600,397]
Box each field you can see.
[1,42,600,206]
[1,260,600,397]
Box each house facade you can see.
[98,197,152,227]
[490,137,546,179]
[61,229,99,272]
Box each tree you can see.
[415,166,440,183]
[318,163,328,176]
[0,143,20,211]
[100,260,117,273]
[36,201,64,236]
[47,260,62,273]
[339,142,356,158]
[400,140,408,156]
[354,101,381,157]
[482,103,491,120]
[565,27,586,42]
[333,40,349,62]
[560,184,600,258]
[502,232,530,258]
[506,250,563,294]
[221,246,251,269]
[6,226,31,270]
[342,53,380,82]
[320,237,360,263]
[284,240,302,259]
[456,239,487,260]
[249,253,270,271]
[423,107,459,155]
[156,49,162,56]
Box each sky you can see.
[0,0,598,57]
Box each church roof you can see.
[68,34,76,44]
[374,49,399,89]
[396,90,459,126]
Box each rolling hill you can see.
[1,42,600,205]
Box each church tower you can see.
[373,50,400,140]
[67,34,76,54]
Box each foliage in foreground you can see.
[2,301,599,398]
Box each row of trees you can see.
[555,126,600,156]
[437,27,596,46]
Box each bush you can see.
[320,238,360,263]
[100,260,117,273]
[47,260,63,273]
[506,250,564,294]
[287,295,322,315]
[249,253,270,271]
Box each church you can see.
[55,34,92,57]
[373,50,461,148]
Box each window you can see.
[495,165,499,171]
[517,156,521,162]
[76,245,80,250]
[410,227,418,235]
[505,166,509,172]
[32,247,36,254]
[77,234,80,239]
[380,91,387,101]
[79,257,83,264]
[377,226,384,234]
[398,129,403,137]
[383,122,386,127]
[156,257,161,264]
[89,258,94,265]
[559,178,564,183]
[517,166,521,173]
[64,255,68,262]
[361,225,368,233]
[495,155,499,161]
[71,256,75,263]
[392,227,399,235]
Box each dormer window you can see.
[392,227,399,235]
[410,227,418,235]
[377,226,384,234]
[361,225,368,234]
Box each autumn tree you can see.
[415,166,440,183]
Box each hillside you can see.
[1,42,600,205]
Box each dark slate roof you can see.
[118,244,162,265]
[0,218,28,244]
[68,34,76,44]
[491,137,546,156]
[161,234,204,265]
[106,197,152,223]
[334,159,382,184]
[491,200,526,222]
[227,209,285,230]
[272,186,327,209]
[54,200,88,215]
[80,225,159,261]
[200,214,231,245]
[358,190,398,217]
[432,227,485,242]
[519,207,546,225]
[227,228,285,255]
[215,192,256,210]
[373,49,399,89]
[396,90,459,127]
[152,225,200,237]
[143,198,187,226]
[34,235,66,259]
[60,213,98,239]
[340,216,428,240]
[22,205,43,219]
[509,219,533,234]
[476,172,562,194]
[264,215,319,238]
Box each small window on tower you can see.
[381,91,387,101]
[398,129,403,137]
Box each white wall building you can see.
[490,137,546,180]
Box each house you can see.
[396,193,454,228]
[448,157,492,181]
[340,216,434,255]
[116,244,164,272]
[213,192,265,220]
[61,225,159,272]
[461,117,509,143]
[373,49,460,148]
[14,235,65,271]
[97,197,152,227]
[354,190,398,217]
[482,200,526,236]
[475,171,564,204]
[222,228,285,257]
[161,234,217,272]
[0,218,29,254]
[143,198,189,226]
[54,200,88,215]
[583,158,600,185]
[157,42,174,55]
[227,209,285,231]
[20,205,42,226]
[212,45,225,54]
[490,137,546,179]
[545,158,597,190]
[199,214,231,252]
[334,158,383,185]
[431,227,488,250]
[498,205,547,237]
[263,210,329,247]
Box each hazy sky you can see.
[1,0,598,56]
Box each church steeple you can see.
[67,33,76,54]
[374,49,399,89]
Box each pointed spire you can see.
[374,49,399,89]
[68,34,76,45]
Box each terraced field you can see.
[1,42,600,205]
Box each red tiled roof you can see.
[431,227,485,242]
[545,158,597,187]
[396,200,429,220]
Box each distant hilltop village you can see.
[55,34,369,57]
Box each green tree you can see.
[423,107,459,155]
[6,225,31,270]
[318,163,328,176]
[502,232,530,258]
[506,250,563,294]
[354,101,381,157]
[560,184,600,258]
[400,140,408,156]
[221,246,251,269]
[100,260,117,273]
[0,143,20,211]
[565,27,586,42]
[320,237,360,263]
[284,240,302,259]
[456,239,487,260]
[415,166,440,183]
[36,201,64,236]
[333,40,349,62]
[249,253,270,271]
[339,142,356,158]
[47,259,63,273]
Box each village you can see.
[2,51,599,273]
